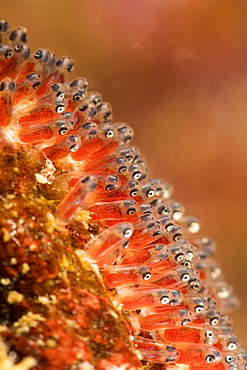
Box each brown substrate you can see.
[0,146,141,370]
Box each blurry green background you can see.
[2,0,247,346]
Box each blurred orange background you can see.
[2,0,247,346]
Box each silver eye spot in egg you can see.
[187,251,194,260]
[210,266,222,280]
[164,206,170,214]
[182,260,191,268]
[66,63,74,72]
[142,272,151,280]
[56,105,65,113]
[173,233,182,241]
[118,166,127,173]
[153,230,162,237]
[102,110,112,119]
[126,155,134,162]
[14,44,23,52]
[181,318,191,325]
[175,252,184,262]
[88,130,97,139]
[73,93,83,102]
[126,207,136,215]
[69,135,79,143]
[165,223,174,232]
[195,305,204,313]
[191,281,201,290]
[146,189,155,197]
[56,119,66,128]
[159,206,169,215]
[123,228,133,238]
[5,49,13,59]
[169,299,179,306]
[181,273,190,282]
[205,331,214,339]
[105,184,115,191]
[122,240,129,249]
[105,129,114,138]
[27,72,39,81]
[79,104,88,111]
[206,355,216,364]
[70,144,79,152]
[93,96,102,105]
[56,57,65,66]
[225,355,236,364]
[228,342,237,351]
[33,81,41,89]
[56,91,65,98]
[34,49,43,59]
[210,317,219,326]
[160,296,170,304]
[133,171,142,180]
[130,189,139,196]
[59,127,68,135]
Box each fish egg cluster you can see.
[0,18,246,370]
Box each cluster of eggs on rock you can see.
[0,18,246,369]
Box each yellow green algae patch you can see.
[0,147,141,370]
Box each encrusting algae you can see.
[0,19,246,370]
